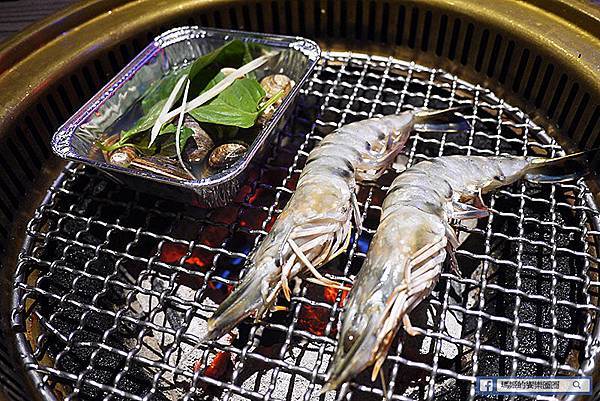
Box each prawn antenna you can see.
[413,104,471,120]
[526,146,600,183]
[413,105,471,133]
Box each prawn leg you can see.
[474,188,488,210]
[280,254,296,301]
[452,200,489,220]
[325,227,352,263]
[305,277,351,291]
[352,191,363,229]
[413,105,471,133]
[402,315,419,337]
[287,238,346,290]
[371,355,387,383]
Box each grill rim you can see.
[12,219,56,401]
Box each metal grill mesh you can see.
[12,52,600,401]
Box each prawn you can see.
[322,151,593,393]
[202,108,469,342]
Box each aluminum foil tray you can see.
[51,26,320,207]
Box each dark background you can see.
[0,0,75,43]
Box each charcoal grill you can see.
[1,1,599,401]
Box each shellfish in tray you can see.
[95,40,292,181]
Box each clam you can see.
[259,74,295,124]
[109,146,138,167]
[98,135,138,168]
[260,74,294,101]
[208,143,248,170]
[183,116,214,163]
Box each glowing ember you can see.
[204,351,230,379]
[159,243,209,268]
[239,209,266,229]
[160,243,188,264]
[323,286,348,306]
[193,351,233,392]
[185,255,205,268]
[247,187,264,204]
[297,305,336,337]
[285,174,299,190]
[192,332,237,392]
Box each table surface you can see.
[0,0,77,43]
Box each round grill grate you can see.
[11,52,600,401]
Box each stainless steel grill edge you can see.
[0,2,599,401]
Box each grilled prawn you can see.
[202,108,469,342]
[323,151,591,392]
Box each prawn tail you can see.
[525,147,599,183]
[413,105,471,133]
[202,260,278,343]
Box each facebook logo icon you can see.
[479,379,494,393]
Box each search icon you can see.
[573,380,581,389]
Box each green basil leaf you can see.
[243,42,254,65]
[188,40,270,94]
[189,106,258,128]
[243,42,256,80]
[188,78,266,128]
[135,144,158,156]
[221,78,265,112]
[134,131,159,155]
[202,71,226,92]
[188,40,247,82]
[120,97,186,147]
[119,40,262,151]
[133,41,244,138]
[158,123,177,135]
[95,139,117,152]
[119,99,167,143]
[158,127,194,157]
[141,66,191,113]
